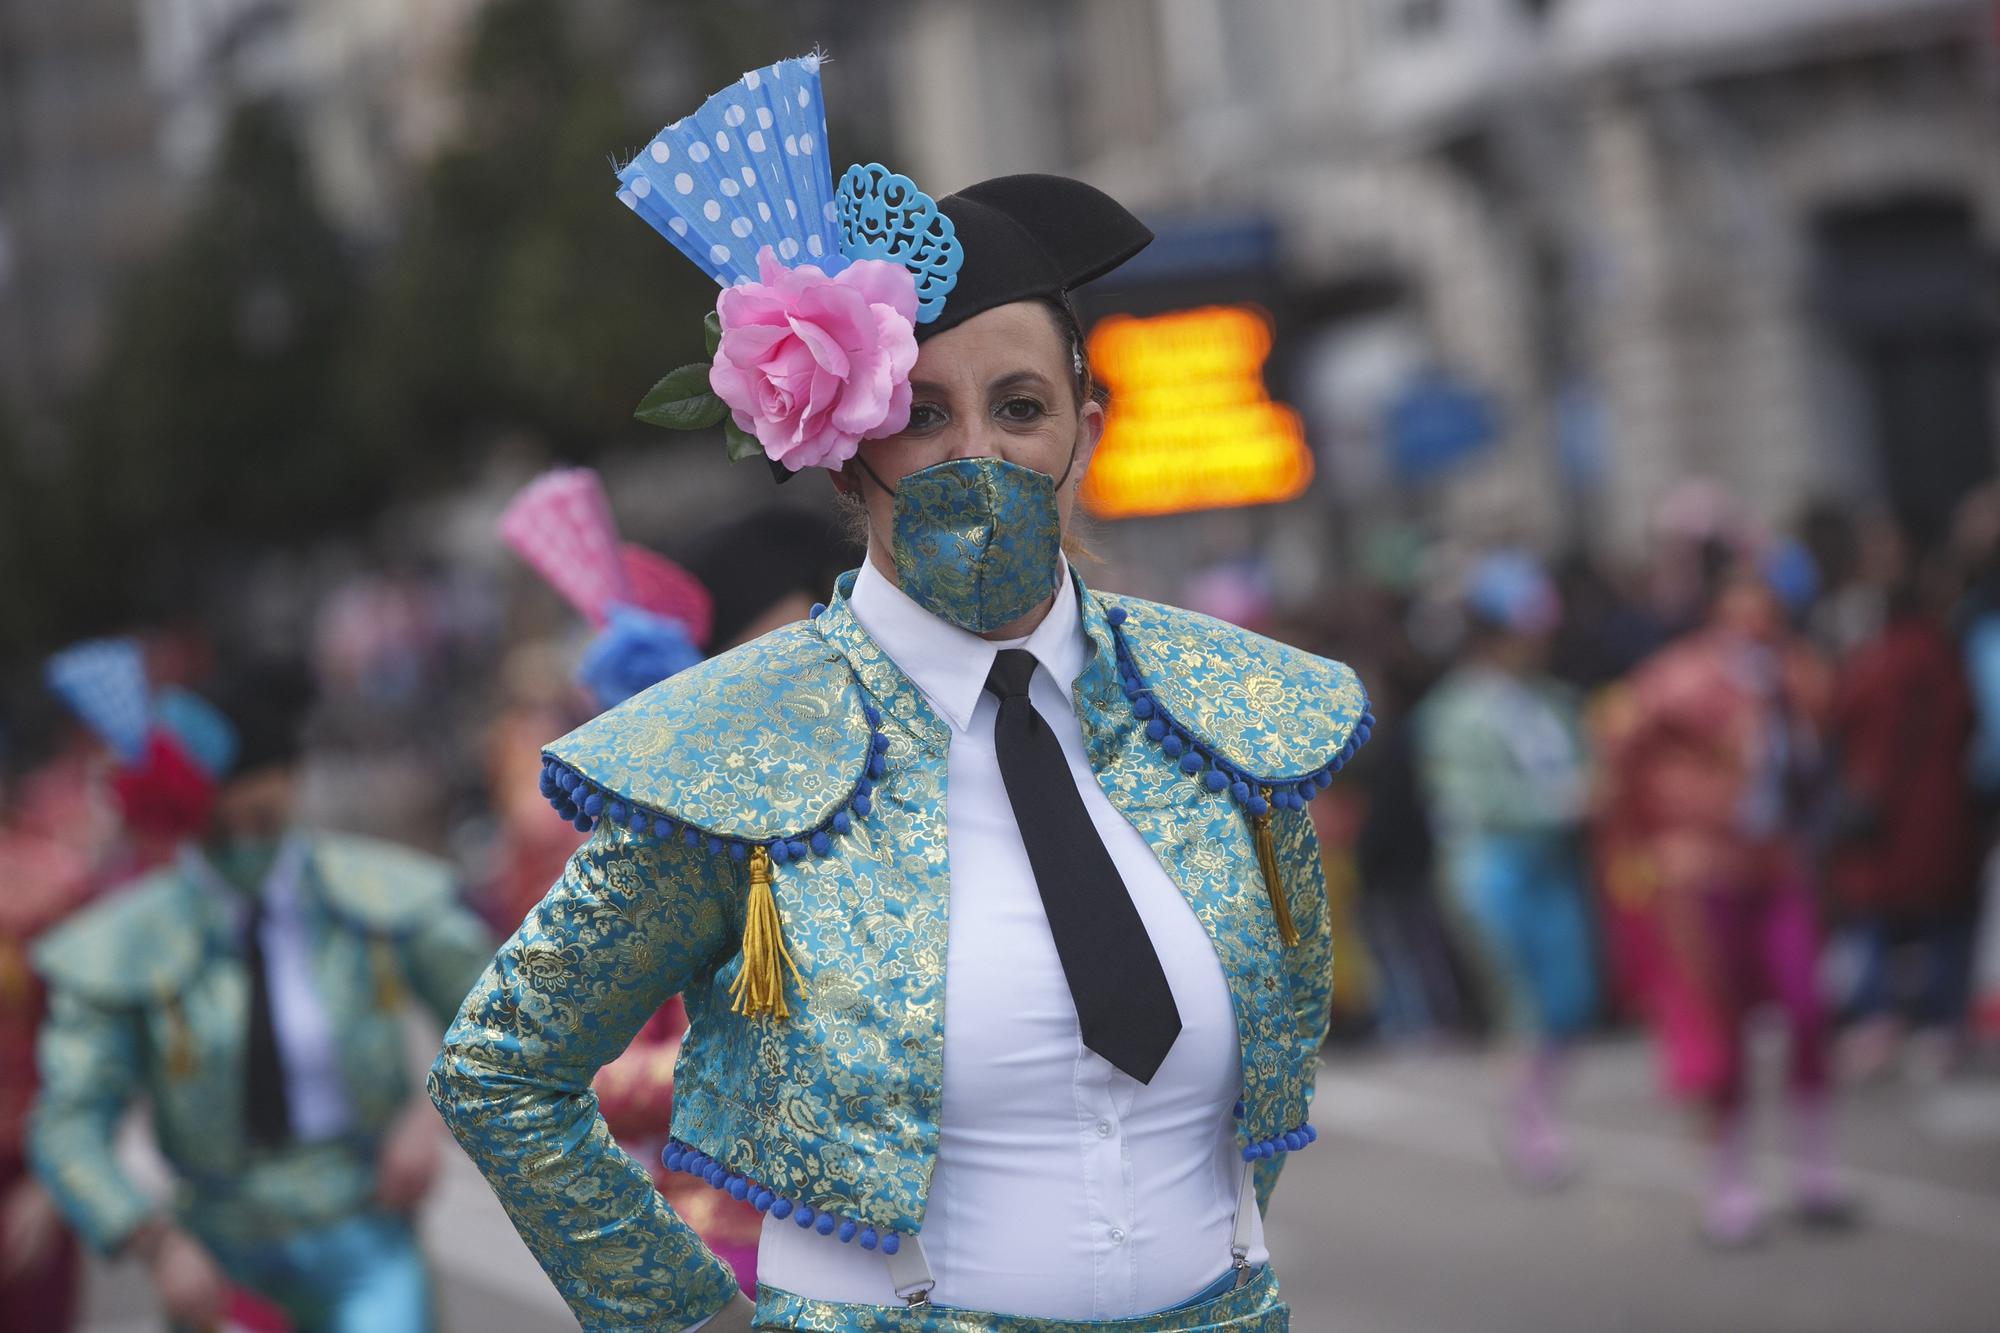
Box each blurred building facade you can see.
[888,0,1999,570]
[3,0,1993,593]
[0,0,175,430]
[0,0,482,431]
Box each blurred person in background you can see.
[0,679,108,1331]
[431,52,1368,1332]
[28,658,494,1332]
[1602,547,1850,1246]
[1351,654,1472,1045]
[480,467,716,936]
[1944,486,2000,1045]
[1341,581,1481,1046]
[477,637,600,938]
[682,503,862,653]
[42,637,236,891]
[1547,551,1665,695]
[1415,551,1597,1189]
[1826,564,1980,1081]
[37,640,302,1333]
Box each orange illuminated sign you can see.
[1080,304,1313,519]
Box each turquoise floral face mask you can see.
[890,456,1066,633]
[209,836,282,895]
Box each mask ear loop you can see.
[1051,434,1079,494]
[848,424,1081,498]
[851,455,898,498]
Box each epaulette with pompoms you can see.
[32,871,206,1006]
[539,620,882,1019]
[1098,593,1372,947]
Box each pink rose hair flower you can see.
[708,246,920,471]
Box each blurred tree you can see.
[14,0,885,650]
[0,399,34,651]
[38,99,357,645]
[76,99,358,530]
[350,0,710,484]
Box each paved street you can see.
[82,1034,2000,1332]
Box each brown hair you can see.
[1037,292,1107,411]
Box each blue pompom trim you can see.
[1102,602,1373,815]
[663,1139,908,1250]
[1239,1118,1319,1162]
[537,708,891,870]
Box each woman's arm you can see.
[428,823,741,1331]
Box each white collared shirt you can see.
[186,838,357,1143]
[753,558,1264,1317]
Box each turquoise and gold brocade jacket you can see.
[429,571,1371,1331]
[30,834,494,1253]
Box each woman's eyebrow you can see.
[989,370,1055,394]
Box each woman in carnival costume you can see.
[431,52,1371,1332]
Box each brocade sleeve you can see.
[428,823,741,1331]
[28,988,153,1254]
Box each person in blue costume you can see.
[29,659,495,1332]
[429,52,1372,1333]
[1415,552,1598,1190]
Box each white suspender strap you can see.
[1229,1159,1257,1285]
[884,1235,936,1307]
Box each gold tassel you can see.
[729,846,805,1020]
[370,936,402,1011]
[1251,789,1301,949]
[161,991,194,1079]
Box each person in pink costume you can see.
[1603,557,1854,1245]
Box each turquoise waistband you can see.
[753,1264,1286,1332]
[1165,1266,1252,1312]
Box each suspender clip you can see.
[885,1234,935,1307]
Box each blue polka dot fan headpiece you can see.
[614,51,1152,476]
[615,54,960,310]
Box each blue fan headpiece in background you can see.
[154,687,240,781]
[44,638,151,763]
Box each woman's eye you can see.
[996,396,1046,423]
[908,403,945,432]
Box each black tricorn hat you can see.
[761,173,1153,479]
[921,174,1154,340]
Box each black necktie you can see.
[984,649,1182,1083]
[242,894,294,1149]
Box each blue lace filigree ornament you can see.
[835,163,962,324]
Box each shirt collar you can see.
[848,554,1085,734]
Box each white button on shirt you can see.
[755,558,1265,1318]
